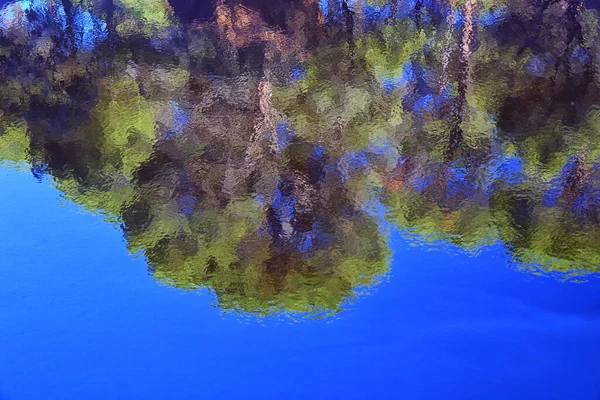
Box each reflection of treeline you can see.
[124,139,389,316]
[1,0,600,316]
[0,0,392,317]
[374,0,600,273]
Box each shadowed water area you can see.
[1,0,600,321]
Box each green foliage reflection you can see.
[1,0,600,318]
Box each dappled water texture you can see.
[1,0,600,318]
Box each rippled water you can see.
[1,0,600,397]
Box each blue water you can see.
[1,166,599,400]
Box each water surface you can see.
[1,0,600,398]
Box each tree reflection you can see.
[1,0,600,317]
